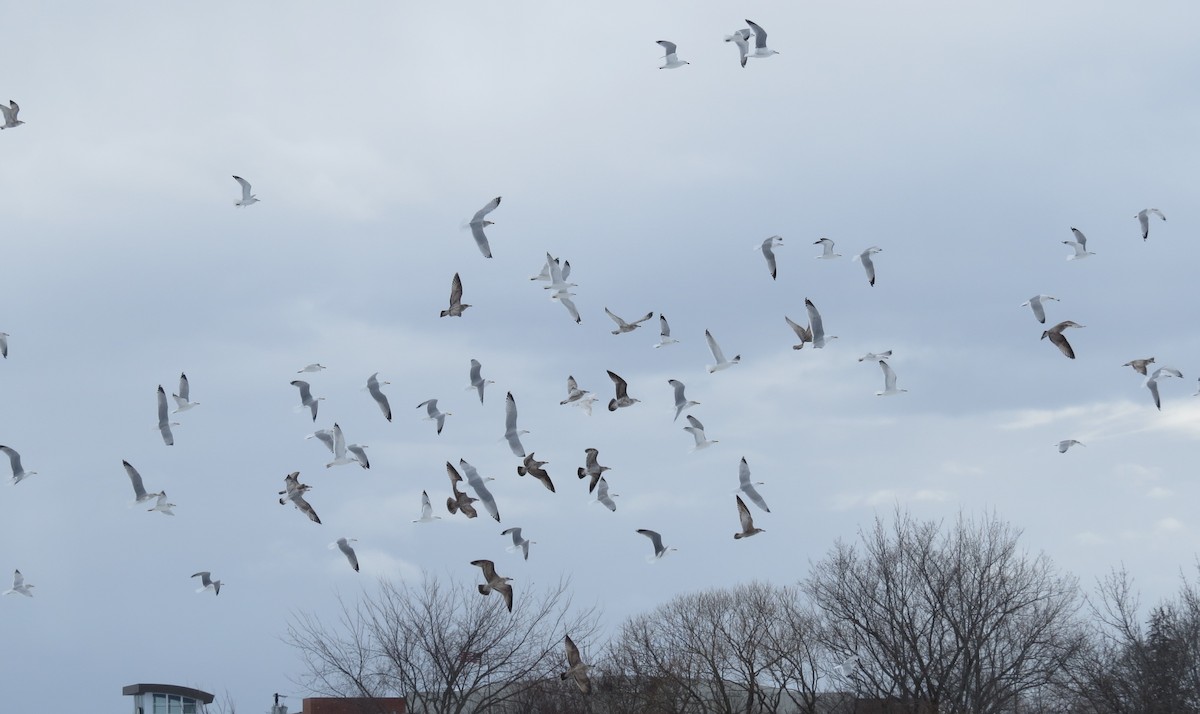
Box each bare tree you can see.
[804,508,1083,714]
[286,574,599,714]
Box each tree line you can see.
[286,509,1200,714]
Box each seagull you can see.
[471,559,514,612]
[290,380,324,422]
[329,538,359,572]
[1021,295,1060,324]
[760,235,783,280]
[1136,208,1166,241]
[1123,357,1156,376]
[171,373,199,413]
[503,392,528,457]
[605,308,654,335]
[784,316,812,350]
[0,445,36,484]
[858,351,892,363]
[668,379,700,422]
[460,459,501,522]
[1041,320,1085,360]
[550,290,583,324]
[1064,228,1095,260]
[876,360,907,396]
[148,491,176,515]
[836,655,859,677]
[683,414,719,451]
[656,40,689,69]
[3,570,32,596]
[577,448,610,493]
[232,176,259,207]
[0,100,24,130]
[636,529,676,562]
[366,373,392,422]
[467,359,493,404]
[804,298,837,348]
[445,462,479,519]
[591,477,619,512]
[348,445,371,470]
[560,376,592,406]
[1057,440,1084,453]
[192,571,222,596]
[724,28,752,68]
[745,19,780,58]
[540,252,577,294]
[297,363,326,373]
[813,237,841,259]
[417,399,451,434]
[0,332,7,358]
[607,370,640,411]
[516,453,555,493]
[561,635,592,694]
[501,527,534,561]
[705,330,740,373]
[322,423,358,469]
[440,273,471,317]
[736,457,770,513]
[122,460,162,506]
[278,472,320,523]
[413,490,442,523]
[156,385,178,445]
[1145,367,1184,411]
[654,315,680,348]
[467,197,501,258]
[853,247,883,286]
[734,496,765,539]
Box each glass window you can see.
[153,693,169,714]
[183,699,197,714]
[169,694,183,714]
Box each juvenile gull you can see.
[1021,295,1060,324]
[460,458,501,522]
[445,462,479,519]
[440,273,471,317]
[705,330,741,372]
[562,635,593,693]
[654,314,680,348]
[1041,320,1085,360]
[745,19,780,58]
[724,28,751,67]
[656,40,689,69]
[0,100,24,130]
[760,235,783,280]
[577,448,610,493]
[503,392,528,457]
[413,490,442,523]
[278,472,320,523]
[607,370,640,411]
[329,538,359,572]
[1123,357,1156,376]
[683,414,719,451]
[605,308,654,335]
[853,247,883,286]
[734,496,765,539]
[876,360,907,396]
[501,527,534,560]
[3,569,32,596]
[1136,208,1166,241]
[417,399,451,434]
[122,460,162,506]
[171,373,199,413]
[813,237,841,259]
[784,316,812,350]
[636,529,677,562]
[468,196,501,258]
[471,559,514,612]
[290,380,324,422]
[192,571,222,595]
[467,359,493,404]
[560,375,591,406]
[0,445,36,484]
[668,379,700,422]
[736,457,770,513]
[366,373,392,422]
[1063,228,1095,260]
[516,453,555,493]
[232,176,259,207]
[157,385,178,445]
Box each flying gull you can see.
[1021,295,1060,324]
[278,472,320,523]
[297,363,326,373]
[417,399,451,434]
[1123,357,1155,376]
[734,496,765,539]
[1057,440,1084,453]
[3,569,32,596]
[607,370,640,411]
[460,458,501,522]
[467,359,493,404]
[171,373,199,413]
[551,290,583,324]
[577,448,611,493]
[467,196,501,258]
[122,460,162,506]
[1136,208,1165,241]
[745,19,780,58]
[784,316,812,350]
[503,392,528,457]
[668,379,700,422]
[232,176,259,207]
[656,40,689,69]
[760,235,783,280]
[736,457,770,512]
[0,445,36,484]
[157,385,179,445]
[813,237,841,259]
[516,453,556,493]
[290,380,324,421]
[192,571,222,595]
[1063,228,1095,260]
[561,635,593,694]
[683,414,719,451]
[636,529,676,562]
[329,538,360,572]
[501,527,534,560]
[560,375,592,406]
[440,272,471,317]
[148,491,176,515]
[0,332,7,358]
[445,462,479,519]
[705,330,741,373]
[654,314,680,348]
[1145,366,1184,411]
[858,351,892,362]
[1041,320,1084,360]
[366,372,392,422]
[853,247,883,286]
[591,477,618,512]
[0,100,24,130]
[471,559,514,612]
[413,490,442,523]
[876,360,907,396]
[804,298,836,348]
[605,308,654,335]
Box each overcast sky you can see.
[3,1,1200,711]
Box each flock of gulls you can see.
[1,13,1191,700]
